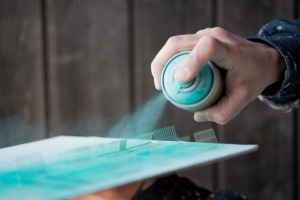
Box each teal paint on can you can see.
[161,51,223,112]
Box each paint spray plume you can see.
[107,93,167,138]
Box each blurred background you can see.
[0,0,299,199]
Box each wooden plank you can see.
[0,0,46,147]
[45,0,130,136]
[219,104,294,199]
[133,0,185,105]
[178,0,219,190]
[216,0,295,199]
[133,0,216,190]
[217,0,294,36]
[185,0,215,33]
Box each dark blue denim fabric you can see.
[248,19,300,111]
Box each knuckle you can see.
[150,62,155,74]
[201,35,218,51]
[166,35,185,46]
[196,28,211,34]
[213,109,229,125]
[196,30,202,34]
[150,61,159,76]
[210,27,229,37]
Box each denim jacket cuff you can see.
[247,19,300,111]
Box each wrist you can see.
[254,41,285,85]
[268,47,285,84]
[260,44,285,95]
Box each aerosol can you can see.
[161,51,223,112]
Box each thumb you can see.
[193,88,249,124]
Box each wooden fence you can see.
[0,0,299,199]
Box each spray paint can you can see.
[161,51,223,112]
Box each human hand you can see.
[151,27,285,124]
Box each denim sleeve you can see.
[248,19,300,111]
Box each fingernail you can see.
[194,112,208,122]
[175,67,189,82]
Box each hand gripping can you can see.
[161,51,223,112]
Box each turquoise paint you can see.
[161,52,223,112]
[0,127,258,200]
[162,52,213,104]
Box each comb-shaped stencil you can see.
[193,128,217,143]
[125,132,153,149]
[153,126,180,141]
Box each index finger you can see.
[151,34,200,90]
[175,35,228,83]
